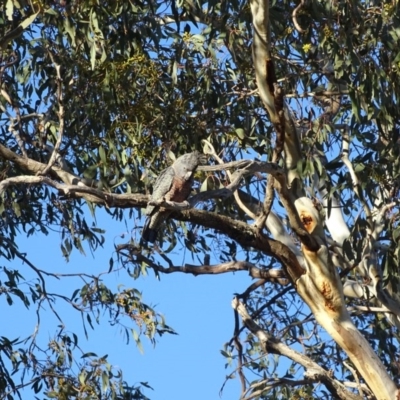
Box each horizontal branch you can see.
[188,187,234,205]
[176,209,305,283]
[0,143,96,188]
[197,159,280,173]
[348,305,393,313]
[243,377,314,400]
[2,142,317,253]
[148,199,191,210]
[124,254,287,283]
[0,174,148,208]
[193,160,280,205]
[1,144,306,281]
[285,90,349,99]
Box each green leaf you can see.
[393,227,400,242]
[101,371,109,392]
[19,12,39,29]
[132,329,144,354]
[172,60,178,85]
[64,17,76,46]
[200,178,208,192]
[235,128,245,139]
[90,43,97,71]
[81,352,98,358]
[6,0,13,20]
[99,145,107,164]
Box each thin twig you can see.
[341,130,372,222]
[292,0,307,34]
[124,253,288,282]
[0,174,147,208]
[285,90,349,99]
[233,308,247,397]
[202,139,258,220]
[229,286,293,342]
[232,298,363,400]
[40,51,65,176]
[343,361,363,398]
[237,279,268,300]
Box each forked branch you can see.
[232,298,363,400]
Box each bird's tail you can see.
[141,217,158,244]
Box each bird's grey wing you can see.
[145,166,175,216]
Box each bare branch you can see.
[348,305,394,313]
[341,130,372,222]
[231,307,247,398]
[190,163,266,206]
[237,279,268,300]
[342,382,373,398]
[188,187,235,205]
[0,142,96,188]
[254,175,274,231]
[285,90,349,99]
[123,253,287,282]
[0,174,147,208]
[147,199,191,211]
[242,378,316,400]
[292,0,307,34]
[343,361,364,399]
[233,298,363,400]
[203,139,258,219]
[178,209,306,283]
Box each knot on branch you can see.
[294,197,324,240]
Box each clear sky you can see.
[1,207,252,399]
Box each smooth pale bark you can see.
[249,0,302,195]
[295,199,397,399]
[300,279,395,399]
[249,0,398,394]
[314,176,350,246]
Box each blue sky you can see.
[2,207,250,399]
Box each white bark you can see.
[315,176,350,246]
[249,0,399,397]
[294,199,397,399]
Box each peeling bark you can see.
[294,200,397,399]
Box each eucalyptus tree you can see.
[1,0,400,399]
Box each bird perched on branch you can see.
[141,151,206,243]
